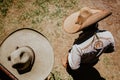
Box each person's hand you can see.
[61,53,68,68]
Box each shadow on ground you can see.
[68,66,105,80]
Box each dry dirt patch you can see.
[0,0,120,80]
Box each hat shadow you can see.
[70,66,105,80]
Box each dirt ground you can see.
[0,0,120,80]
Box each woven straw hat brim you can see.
[63,10,112,34]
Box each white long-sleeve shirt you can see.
[68,30,115,70]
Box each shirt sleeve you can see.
[68,45,81,70]
[103,31,115,53]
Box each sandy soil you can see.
[0,0,120,80]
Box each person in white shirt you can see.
[61,7,115,80]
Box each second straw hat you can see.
[63,7,112,34]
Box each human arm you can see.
[67,45,81,70]
[103,31,115,53]
[61,53,68,68]
[61,45,81,70]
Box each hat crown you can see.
[8,46,35,74]
[76,7,100,25]
[80,7,92,18]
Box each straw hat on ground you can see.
[0,28,54,80]
[63,7,112,34]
